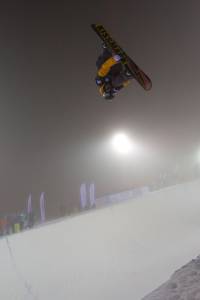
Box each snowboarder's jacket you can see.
[96,48,131,99]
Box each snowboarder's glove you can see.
[104,76,110,83]
[95,75,104,86]
[95,75,110,86]
[113,54,121,62]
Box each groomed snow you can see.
[142,255,200,300]
[1,179,200,300]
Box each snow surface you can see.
[142,255,200,300]
[1,179,200,300]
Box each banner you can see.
[95,186,150,208]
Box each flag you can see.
[89,183,96,207]
[40,192,46,223]
[27,193,32,214]
[80,183,87,209]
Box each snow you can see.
[142,255,200,300]
[1,179,200,300]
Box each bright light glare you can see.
[112,133,133,154]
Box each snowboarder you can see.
[92,24,152,101]
[95,45,133,100]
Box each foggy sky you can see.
[0,1,200,218]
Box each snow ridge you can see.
[142,255,200,300]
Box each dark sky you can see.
[0,1,200,218]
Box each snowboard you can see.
[91,24,152,91]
